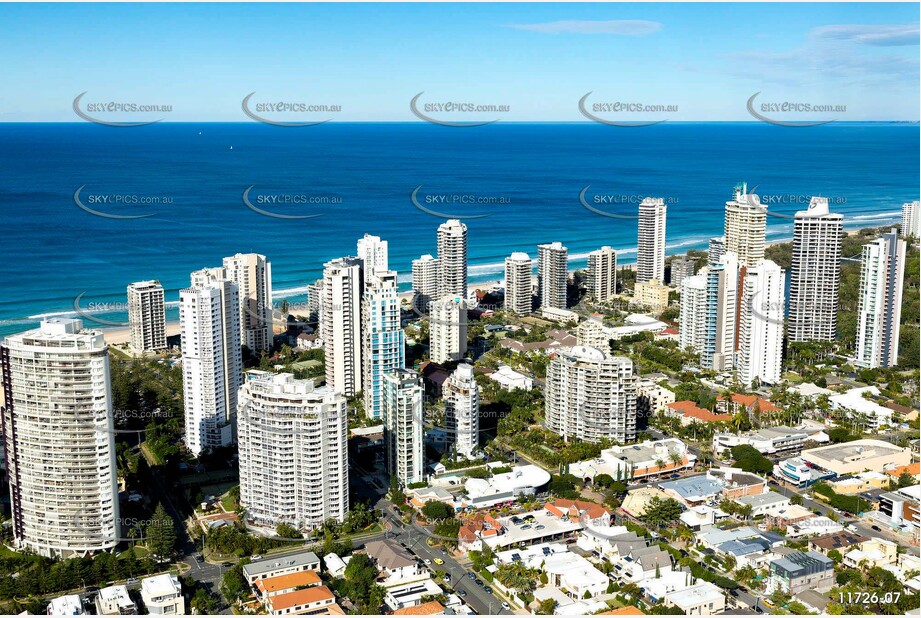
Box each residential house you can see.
[767,551,834,594]
[140,574,184,616]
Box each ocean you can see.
[0,122,917,337]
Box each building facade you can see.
[587,246,617,301]
[1,319,119,558]
[738,259,785,386]
[902,200,920,239]
[538,241,568,310]
[357,233,389,277]
[181,270,242,455]
[444,363,479,459]
[437,220,467,300]
[411,254,439,314]
[237,371,348,530]
[723,183,766,267]
[788,197,843,343]
[429,295,467,364]
[322,257,363,397]
[670,254,697,286]
[545,345,637,444]
[679,272,708,354]
[504,252,533,315]
[362,270,405,420]
[637,198,667,283]
[704,252,739,371]
[855,229,906,368]
[383,369,425,486]
[222,253,273,352]
[127,280,167,353]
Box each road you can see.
[377,501,513,615]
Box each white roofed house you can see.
[734,491,791,518]
[140,574,184,615]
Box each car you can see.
[468,573,476,579]
[871,525,881,531]
[434,558,444,565]
[729,589,738,597]
[502,602,510,610]
[485,586,493,594]
[424,559,432,565]
[475,578,483,586]
[459,590,467,597]
[763,599,775,609]
[195,555,204,563]
[126,578,139,586]
[251,555,262,561]
[441,548,447,555]
[521,524,531,530]
[535,524,545,530]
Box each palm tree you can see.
[669,451,683,468]
[655,458,666,472]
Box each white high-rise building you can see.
[544,345,637,444]
[788,197,843,343]
[902,200,921,239]
[362,270,405,420]
[855,230,906,368]
[383,369,425,486]
[587,246,617,301]
[708,236,725,265]
[679,272,708,354]
[322,257,363,397]
[504,252,533,315]
[437,220,468,299]
[237,371,348,531]
[430,295,467,364]
[127,280,166,353]
[738,260,785,386]
[412,254,439,314]
[357,233,389,276]
[1,318,119,558]
[538,242,568,310]
[704,252,739,371]
[637,198,667,283]
[724,183,766,267]
[222,253,273,352]
[181,270,242,455]
[444,364,479,459]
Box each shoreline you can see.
[70,224,903,346]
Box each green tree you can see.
[145,503,178,560]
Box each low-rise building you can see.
[800,439,912,476]
[384,578,444,611]
[243,551,322,584]
[665,581,726,615]
[633,280,670,312]
[772,457,836,488]
[488,364,533,391]
[392,600,446,615]
[263,585,337,616]
[885,462,921,482]
[716,393,779,417]
[364,539,425,586]
[621,487,672,518]
[496,543,608,600]
[255,570,322,600]
[829,386,895,430]
[570,438,694,484]
[463,464,551,508]
[679,505,729,531]
[843,538,899,569]
[665,401,732,426]
[637,379,676,416]
[734,491,790,517]
[761,504,817,532]
[713,424,829,457]
[95,585,137,615]
[767,551,834,594]
[808,530,869,556]
[458,513,505,552]
[47,594,84,616]
[829,471,890,495]
[785,516,843,539]
[878,484,920,532]
[140,574,184,615]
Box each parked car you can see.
[434,558,444,565]
[485,586,493,594]
[502,602,510,610]
[459,590,467,597]
[467,573,476,579]
[475,578,483,586]
[251,555,262,561]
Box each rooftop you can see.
[365,539,416,570]
[659,475,723,500]
[265,585,334,612]
[803,440,909,466]
[255,570,321,594]
[243,551,321,578]
[809,531,869,551]
[392,600,446,615]
[736,491,788,509]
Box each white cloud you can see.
[810,24,919,47]
[507,19,661,36]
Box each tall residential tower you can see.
[637,198,667,283]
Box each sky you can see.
[0,2,918,122]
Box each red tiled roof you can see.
[393,600,445,615]
[667,401,731,422]
[718,393,779,412]
[266,585,334,612]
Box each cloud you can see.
[810,24,919,47]
[507,19,661,36]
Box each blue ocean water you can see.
[0,122,917,337]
